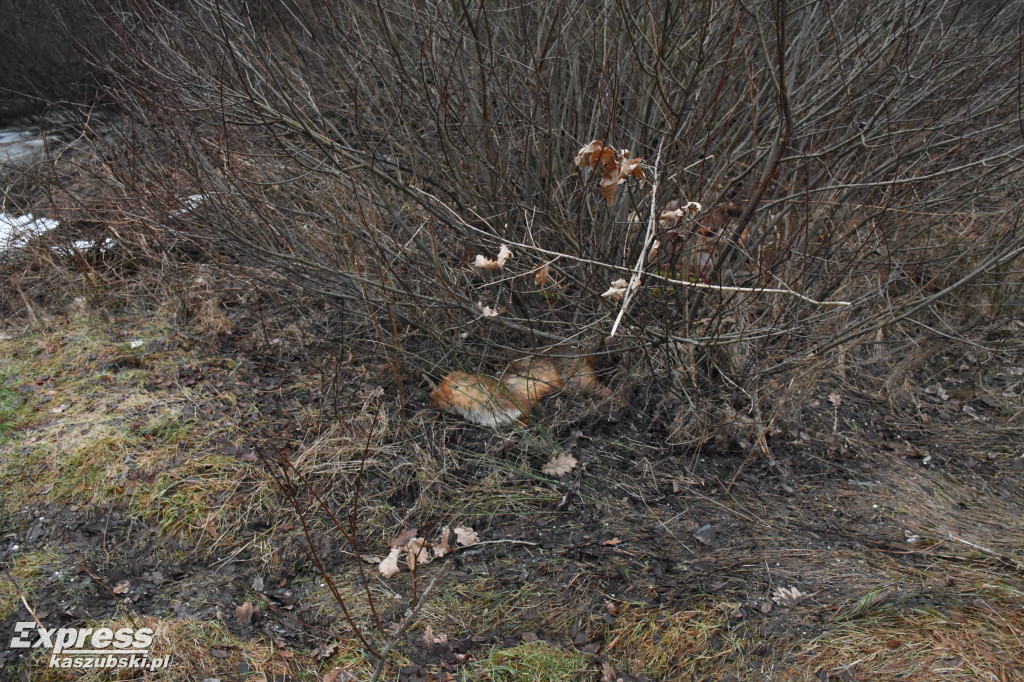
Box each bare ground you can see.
[1,269,1023,681]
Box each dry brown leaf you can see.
[322,668,358,682]
[601,277,639,301]
[235,601,260,625]
[378,547,402,578]
[112,580,130,595]
[772,585,811,608]
[312,642,337,661]
[647,240,660,263]
[473,244,513,270]
[574,141,645,206]
[432,527,452,558]
[478,302,504,317]
[574,140,604,169]
[407,537,431,570]
[453,526,479,546]
[534,263,550,286]
[602,537,622,546]
[599,152,645,206]
[660,202,703,221]
[542,451,578,476]
[422,624,449,648]
[388,528,418,548]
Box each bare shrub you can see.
[75,0,1024,438]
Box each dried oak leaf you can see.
[601,277,639,302]
[422,624,449,648]
[473,244,514,270]
[406,537,431,571]
[478,302,504,318]
[534,263,551,286]
[453,526,479,546]
[378,547,402,578]
[647,239,660,263]
[235,601,260,626]
[312,642,337,661]
[660,202,703,221]
[600,152,645,206]
[432,527,452,558]
[322,668,358,682]
[772,585,811,608]
[574,141,645,206]
[542,451,578,476]
[388,527,419,548]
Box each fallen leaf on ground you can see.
[772,585,811,608]
[235,601,260,625]
[312,642,337,660]
[602,537,622,546]
[422,624,448,648]
[407,537,431,570]
[453,526,479,546]
[828,392,842,407]
[433,527,452,558]
[388,528,419,548]
[542,451,578,476]
[112,580,130,594]
[322,668,358,682]
[379,547,402,578]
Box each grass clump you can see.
[0,549,66,618]
[477,641,589,682]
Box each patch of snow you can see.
[0,127,59,167]
[0,212,60,251]
[171,193,208,216]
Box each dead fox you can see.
[431,348,611,427]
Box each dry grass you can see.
[1,259,1021,680]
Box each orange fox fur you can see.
[431,349,611,427]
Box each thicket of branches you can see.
[75,0,1024,435]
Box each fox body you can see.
[431,349,610,427]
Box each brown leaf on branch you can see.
[574,141,645,206]
[473,244,513,270]
[534,263,551,286]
